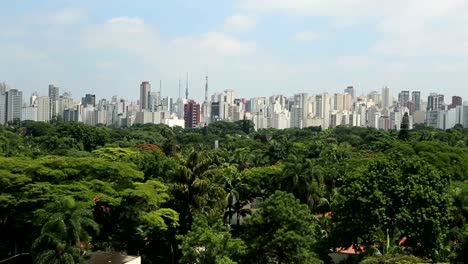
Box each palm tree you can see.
[32,196,99,264]
[219,171,252,227]
[274,156,324,210]
[170,151,227,233]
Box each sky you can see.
[1,0,468,102]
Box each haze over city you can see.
[2,0,468,100]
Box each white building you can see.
[164,115,185,128]
[37,96,51,122]
[22,106,38,121]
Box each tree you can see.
[32,197,99,264]
[274,156,324,210]
[332,153,453,261]
[242,191,321,264]
[178,215,245,264]
[168,151,227,234]
[107,180,179,261]
[398,112,410,140]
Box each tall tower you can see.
[159,80,162,97]
[427,93,444,111]
[140,81,151,111]
[398,91,410,108]
[205,76,209,101]
[411,91,421,111]
[344,86,355,102]
[185,72,189,100]
[48,84,59,101]
[184,100,201,129]
[178,77,181,99]
[382,86,392,108]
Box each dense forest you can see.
[0,119,467,264]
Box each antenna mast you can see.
[178,75,181,99]
[205,76,208,101]
[185,72,189,100]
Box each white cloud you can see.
[238,0,389,22]
[107,17,145,27]
[223,14,257,32]
[46,8,87,25]
[239,0,468,57]
[292,31,319,43]
[83,16,160,55]
[336,56,375,69]
[198,32,256,55]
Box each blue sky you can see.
[1,0,468,102]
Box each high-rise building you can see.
[37,96,51,122]
[140,81,151,111]
[343,93,352,111]
[22,106,38,121]
[398,91,410,108]
[0,83,8,93]
[450,96,462,110]
[148,91,160,112]
[0,92,6,124]
[81,94,96,107]
[48,84,59,100]
[63,107,80,122]
[184,100,200,129]
[5,89,22,122]
[427,93,444,111]
[30,92,39,106]
[411,91,421,111]
[315,95,323,118]
[333,93,344,111]
[367,91,381,106]
[344,86,355,102]
[382,86,392,108]
[211,102,220,123]
[290,93,309,128]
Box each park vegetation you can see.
[0,118,467,263]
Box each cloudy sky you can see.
[1,0,468,102]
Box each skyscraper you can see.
[315,95,323,118]
[5,89,23,122]
[427,93,444,111]
[184,100,200,128]
[81,94,96,107]
[450,96,462,109]
[0,82,7,93]
[48,85,60,119]
[140,81,151,111]
[333,93,344,111]
[382,86,392,108]
[148,91,160,112]
[367,91,381,105]
[37,96,51,122]
[398,91,410,108]
[0,92,6,125]
[48,84,59,101]
[344,86,355,102]
[411,91,421,111]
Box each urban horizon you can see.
[1,79,467,106]
[1,80,466,131]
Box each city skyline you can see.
[1,79,467,134]
[1,1,468,100]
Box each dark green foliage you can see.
[398,112,410,140]
[32,196,99,264]
[332,154,453,261]
[242,191,321,264]
[1,120,468,263]
[178,215,246,264]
